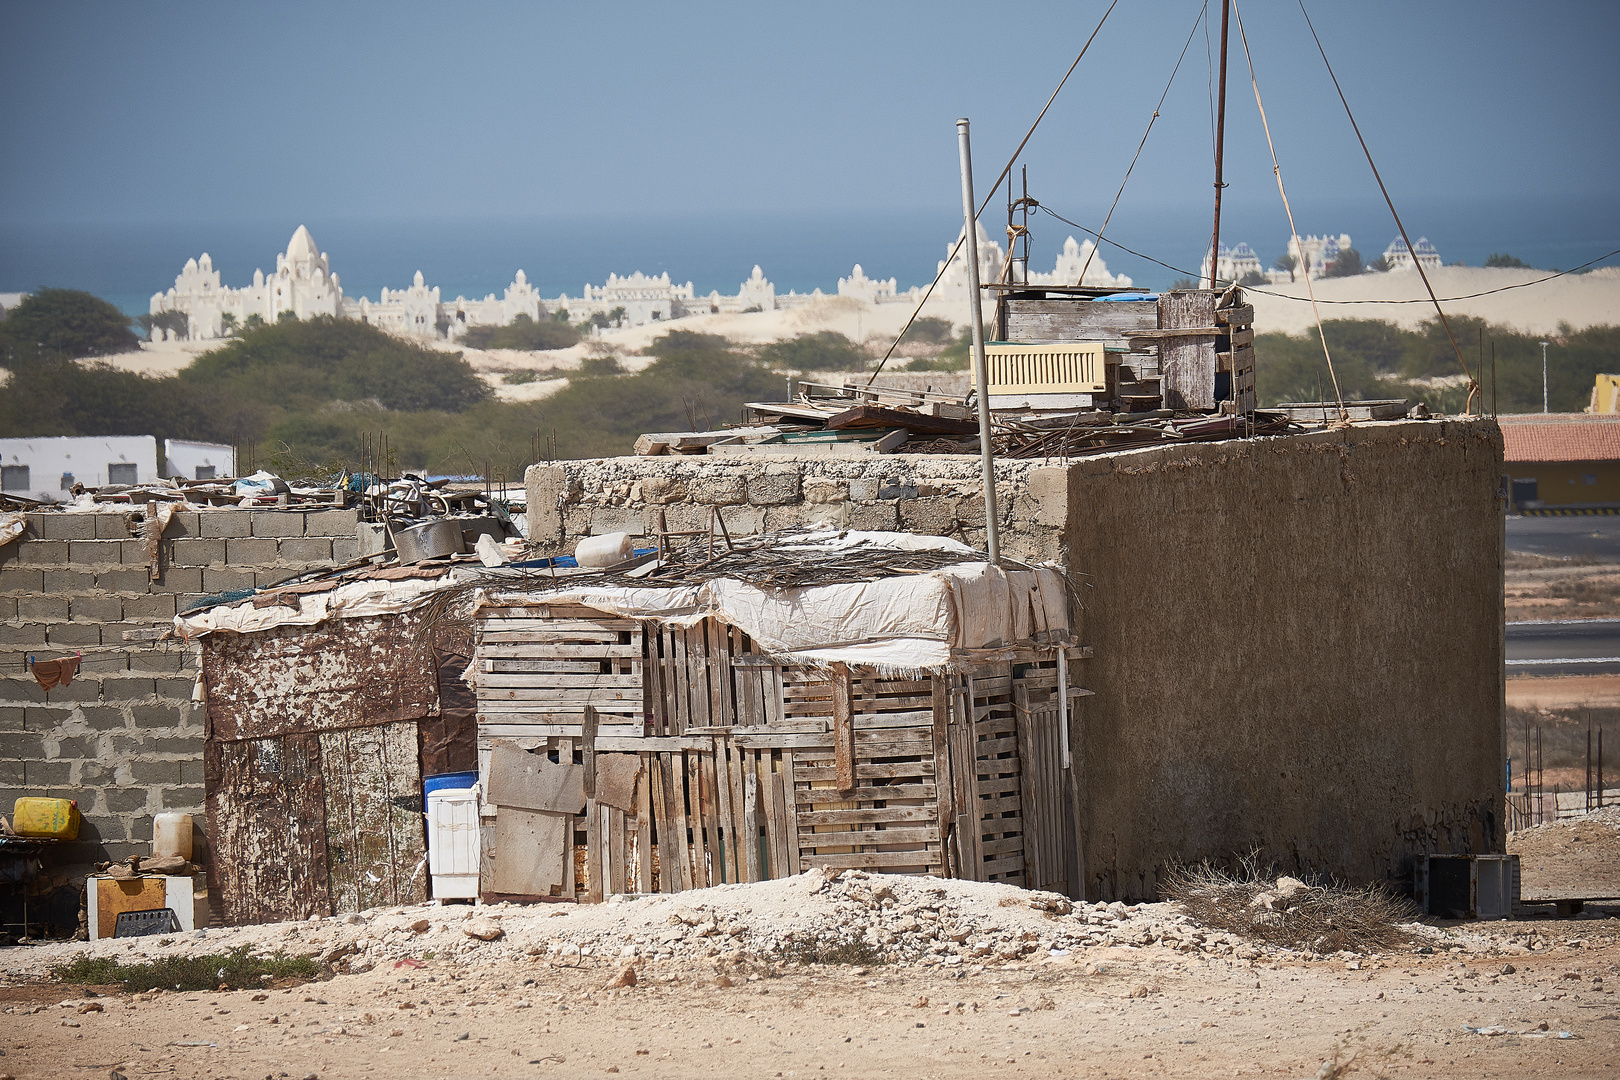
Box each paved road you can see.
[1507,515,1620,560]
[1507,618,1620,676]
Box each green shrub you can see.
[53,946,325,993]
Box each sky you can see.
[1,0,1617,298]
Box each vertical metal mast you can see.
[1207,0,1231,289]
[957,118,1001,567]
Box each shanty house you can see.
[1499,412,1620,512]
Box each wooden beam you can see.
[831,662,855,793]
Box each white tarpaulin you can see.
[174,574,461,639]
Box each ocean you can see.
[2,195,1615,321]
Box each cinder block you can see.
[0,758,22,785]
[129,816,154,842]
[747,469,802,506]
[65,539,124,565]
[164,511,201,537]
[129,651,184,673]
[255,568,297,588]
[0,706,22,730]
[225,537,277,564]
[690,475,748,505]
[0,675,46,703]
[330,537,361,563]
[525,464,568,542]
[899,497,961,537]
[155,676,194,701]
[0,597,15,621]
[17,596,68,621]
[131,759,180,784]
[17,539,68,565]
[161,785,205,809]
[0,567,45,593]
[131,703,181,728]
[103,678,158,702]
[79,706,129,731]
[104,787,151,813]
[847,502,900,531]
[41,515,96,540]
[79,759,116,786]
[23,706,67,729]
[589,507,646,536]
[303,509,359,537]
[637,477,687,505]
[120,539,148,564]
[1028,467,1070,528]
[96,568,149,592]
[153,734,204,756]
[41,568,96,594]
[170,538,226,566]
[19,515,45,540]
[202,568,255,593]
[199,512,251,538]
[152,566,203,593]
[45,677,101,702]
[53,734,98,759]
[70,596,123,623]
[25,760,71,785]
[111,733,151,756]
[179,760,204,786]
[122,594,178,621]
[82,815,130,843]
[249,513,305,538]
[45,622,101,646]
[95,514,137,539]
[278,537,333,563]
[0,731,45,758]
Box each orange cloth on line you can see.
[32,655,80,691]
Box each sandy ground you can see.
[3,869,1618,1080]
[1508,675,1620,711]
[1510,808,1620,901]
[1505,557,1620,623]
[1249,265,1620,337]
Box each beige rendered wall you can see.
[1062,418,1506,900]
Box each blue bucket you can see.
[424,771,479,796]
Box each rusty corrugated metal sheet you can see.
[421,642,477,777]
[319,720,427,912]
[202,612,440,741]
[204,733,332,925]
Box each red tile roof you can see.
[1499,413,1620,463]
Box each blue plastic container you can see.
[424,771,479,796]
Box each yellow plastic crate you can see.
[984,342,1108,395]
[13,797,80,839]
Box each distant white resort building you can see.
[148,223,1134,344]
[1200,242,1266,285]
[1381,236,1442,273]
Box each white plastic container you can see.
[426,786,481,901]
[575,532,633,567]
[152,812,193,860]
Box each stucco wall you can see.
[1061,418,1506,899]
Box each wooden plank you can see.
[712,622,732,729]
[701,745,725,885]
[714,737,738,883]
[685,750,708,888]
[831,663,855,792]
[671,626,689,733]
[636,751,654,893]
[475,674,642,688]
[1003,299,1158,345]
[478,642,642,657]
[795,805,936,827]
[760,755,782,879]
[800,850,942,870]
[669,751,694,891]
[794,762,935,782]
[742,751,762,882]
[608,805,627,895]
[931,676,954,847]
[479,659,618,674]
[765,665,786,726]
[1012,685,1040,892]
[794,783,937,803]
[781,750,802,875]
[1215,303,1254,325]
[1227,326,1254,348]
[654,754,679,893]
[687,626,711,728]
[583,707,602,903]
[487,739,586,813]
[1158,290,1218,411]
[797,826,940,846]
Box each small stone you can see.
[77,1002,103,1014]
[410,919,431,933]
[463,917,504,942]
[1128,985,1149,999]
[454,1032,470,1041]
[343,913,366,925]
[603,964,637,990]
[1501,964,1516,975]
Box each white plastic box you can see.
[427,785,482,901]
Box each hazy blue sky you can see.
[1,0,1616,299]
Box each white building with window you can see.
[0,437,159,501]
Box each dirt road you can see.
[5,919,1617,1079]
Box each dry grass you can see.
[1161,856,1417,955]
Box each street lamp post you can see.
[1541,341,1551,413]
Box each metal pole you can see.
[1207,0,1231,289]
[1541,341,1550,413]
[958,117,1001,567]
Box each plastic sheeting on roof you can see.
[174,574,461,638]
[478,559,1071,674]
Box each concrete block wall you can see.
[0,507,360,929]
[525,456,1069,565]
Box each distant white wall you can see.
[164,440,235,481]
[0,436,159,501]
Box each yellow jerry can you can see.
[13,797,80,839]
